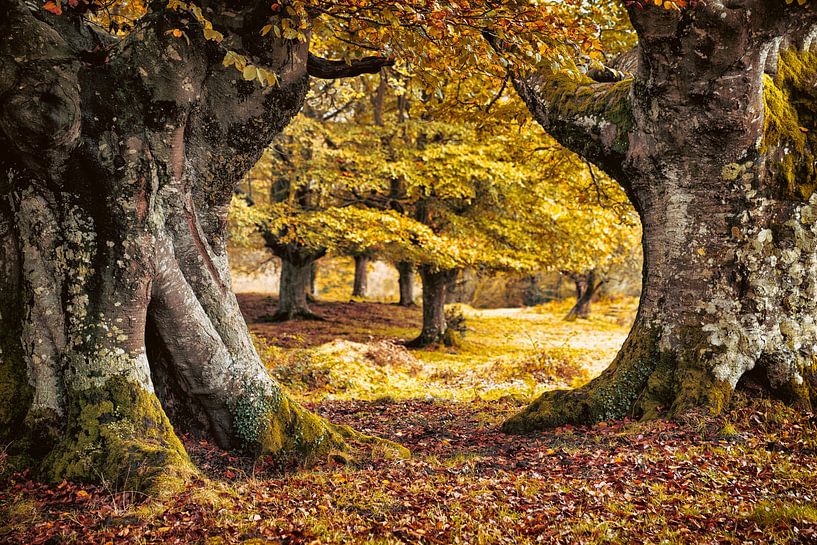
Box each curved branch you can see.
[483,30,632,183]
[307,53,394,79]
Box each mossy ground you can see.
[3,295,816,543]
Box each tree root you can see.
[259,310,327,323]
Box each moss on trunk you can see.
[42,377,193,493]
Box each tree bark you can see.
[502,2,817,431]
[268,254,324,321]
[308,260,318,300]
[397,262,416,306]
[565,269,600,321]
[0,0,379,490]
[407,266,457,347]
[352,254,370,298]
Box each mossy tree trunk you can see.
[397,261,416,306]
[352,254,370,298]
[0,0,389,490]
[407,266,457,347]
[564,269,600,321]
[501,2,817,432]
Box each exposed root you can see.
[260,310,327,323]
[404,334,443,349]
[258,393,408,465]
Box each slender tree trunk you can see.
[500,3,817,432]
[407,267,457,347]
[352,254,370,298]
[0,1,400,490]
[565,270,599,321]
[397,262,416,307]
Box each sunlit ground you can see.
[243,295,636,404]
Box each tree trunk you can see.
[352,254,370,298]
[407,267,457,347]
[269,255,324,321]
[0,1,399,490]
[397,262,416,306]
[501,3,817,432]
[309,261,318,299]
[565,270,600,321]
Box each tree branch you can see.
[482,29,632,183]
[307,53,394,79]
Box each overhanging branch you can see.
[307,53,394,79]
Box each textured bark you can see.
[271,255,324,321]
[503,1,817,431]
[352,254,370,298]
[565,270,600,321]
[407,267,457,347]
[397,262,416,307]
[0,0,357,489]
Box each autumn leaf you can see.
[43,1,62,14]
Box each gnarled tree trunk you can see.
[352,254,370,298]
[500,2,817,432]
[407,266,457,347]
[0,0,393,490]
[397,261,416,306]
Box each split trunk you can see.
[0,0,390,489]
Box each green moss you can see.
[254,388,343,462]
[253,387,409,464]
[543,73,634,154]
[42,376,193,493]
[762,49,817,200]
[502,322,744,432]
[0,310,32,443]
[668,365,732,419]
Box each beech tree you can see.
[0,0,402,490]
[499,0,817,432]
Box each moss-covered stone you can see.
[42,376,193,493]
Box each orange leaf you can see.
[43,1,62,14]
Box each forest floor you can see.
[3,297,817,544]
